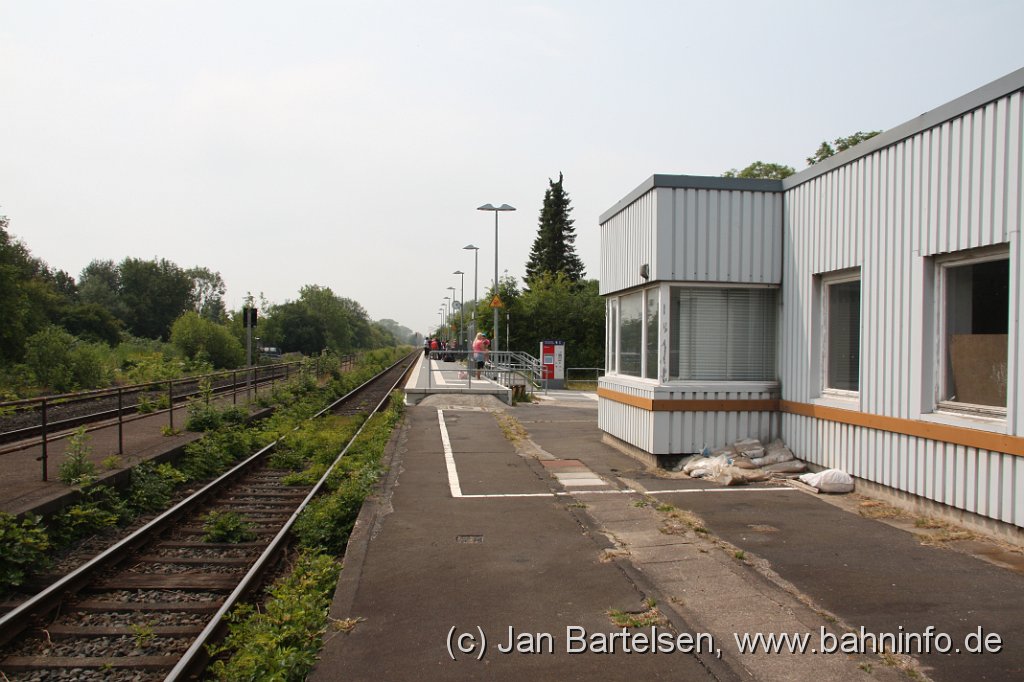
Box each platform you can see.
[310,390,1024,682]
[404,351,513,405]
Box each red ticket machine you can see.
[539,339,565,388]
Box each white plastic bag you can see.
[799,468,854,493]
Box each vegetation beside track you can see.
[0,348,408,596]
[207,390,405,681]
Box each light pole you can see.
[477,203,515,352]
[463,244,479,340]
[453,270,465,347]
[442,294,450,342]
[446,286,456,346]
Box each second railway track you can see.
[0,351,417,681]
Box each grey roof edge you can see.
[598,174,783,225]
[782,66,1024,190]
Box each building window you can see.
[618,291,643,377]
[645,288,659,380]
[669,287,777,381]
[938,250,1009,413]
[822,275,861,393]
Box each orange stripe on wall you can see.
[597,388,1024,456]
[597,388,777,413]
[779,401,1024,457]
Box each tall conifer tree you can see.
[525,172,585,283]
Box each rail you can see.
[0,351,418,679]
[0,353,355,480]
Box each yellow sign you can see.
[490,295,503,308]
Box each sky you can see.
[2,1,1023,337]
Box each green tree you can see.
[58,303,122,346]
[509,273,604,368]
[722,161,795,179]
[806,131,881,165]
[118,258,195,340]
[0,215,64,361]
[78,259,124,320]
[188,266,228,322]
[525,172,585,283]
[472,274,521,341]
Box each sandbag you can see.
[799,468,855,493]
[751,448,795,468]
[733,438,763,454]
[730,454,758,470]
[762,459,807,473]
[711,466,771,485]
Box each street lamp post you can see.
[443,297,451,342]
[477,203,515,352]
[446,286,456,346]
[463,244,479,340]
[453,270,465,347]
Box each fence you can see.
[0,353,353,481]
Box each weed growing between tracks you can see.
[207,391,406,681]
[0,348,409,597]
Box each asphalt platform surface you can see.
[310,391,1024,682]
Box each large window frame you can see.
[668,284,778,383]
[819,269,861,398]
[933,246,1010,419]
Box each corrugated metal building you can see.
[598,68,1024,533]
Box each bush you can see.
[0,513,50,594]
[50,484,132,545]
[24,326,75,392]
[201,511,256,543]
[23,326,110,392]
[208,552,340,681]
[171,312,245,369]
[130,462,186,512]
[58,427,97,486]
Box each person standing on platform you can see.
[472,332,489,379]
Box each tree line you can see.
[0,214,409,396]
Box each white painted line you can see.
[646,487,801,494]
[435,409,794,500]
[458,489,638,499]
[437,409,462,498]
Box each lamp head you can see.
[463,244,479,251]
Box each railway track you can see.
[0,352,416,680]
[0,357,355,452]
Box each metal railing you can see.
[0,354,354,481]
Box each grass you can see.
[857,499,904,519]
[607,606,668,629]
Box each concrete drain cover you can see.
[456,535,484,544]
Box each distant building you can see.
[598,67,1024,534]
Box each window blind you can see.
[671,287,777,381]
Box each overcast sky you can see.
[2,1,1022,336]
